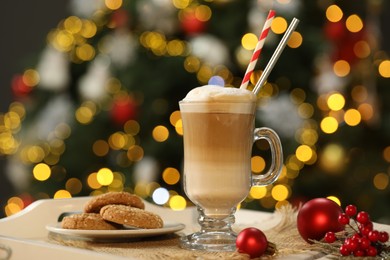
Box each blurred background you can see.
[1,0,389,223]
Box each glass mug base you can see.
[180,206,237,251]
[180,230,237,251]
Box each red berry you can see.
[359,237,371,250]
[366,246,378,257]
[324,232,336,243]
[379,231,389,243]
[363,221,373,230]
[339,244,350,256]
[351,233,361,242]
[368,230,379,242]
[338,213,350,225]
[344,238,359,252]
[345,204,357,217]
[353,249,366,257]
[356,211,370,224]
[360,226,372,236]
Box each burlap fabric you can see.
[48,205,323,259]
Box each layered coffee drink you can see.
[179,85,282,251]
[179,85,257,218]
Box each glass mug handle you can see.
[252,127,283,186]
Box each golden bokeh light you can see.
[327,196,341,206]
[195,5,212,22]
[358,103,374,121]
[249,186,267,199]
[124,120,140,135]
[127,145,144,162]
[169,195,186,210]
[320,116,338,134]
[344,109,361,126]
[327,93,345,111]
[169,111,181,126]
[320,144,345,173]
[354,41,370,58]
[287,31,302,48]
[22,69,40,87]
[175,119,183,135]
[251,156,266,173]
[271,184,289,201]
[378,60,390,78]
[76,43,95,61]
[152,125,169,142]
[172,0,190,9]
[65,178,83,194]
[295,145,313,163]
[162,167,181,185]
[97,167,114,186]
[241,33,258,51]
[297,103,314,119]
[346,14,363,33]
[64,16,82,34]
[33,163,51,181]
[333,60,350,77]
[93,140,110,157]
[54,190,72,199]
[383,146,390,163]
[326,5,343,22]
[80,20,97,38]
[105,0,122,10]
[87,172,102,189]
[271,17,287,34]
[373,173,389,190]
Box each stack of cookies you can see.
[61,192,164,230]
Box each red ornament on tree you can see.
[297,198,344,243]
[181,11,206,35]
[110,95,137,125]
[236,227,268,258]
[12,74,32,97]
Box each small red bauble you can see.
[110,96,137,125]
[297,198,344,243]
[181,12,206,35]
[236,227,268,259]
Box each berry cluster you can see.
[324,204,389,257]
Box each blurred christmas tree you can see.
[1,0,389,222]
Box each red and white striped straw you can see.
[240,10,275,90]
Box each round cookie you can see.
[100,205,164,229]
[84,192,145,213]
[61,213,120,230]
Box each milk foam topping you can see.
[182,85,256,102]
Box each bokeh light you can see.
[97,167,114,186]
[169,195,186,210]
[33,163,51,181]
[271,17,287,34]
[326,5,343,22]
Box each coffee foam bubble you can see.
[182,85,256,102]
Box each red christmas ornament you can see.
[181,12,206,35]
[110,96,137,125]
[12,74,32,97]
[110,9,129,28]
[236,227,268,258]
[297,198,344,243]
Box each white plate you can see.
[46,222,185,239]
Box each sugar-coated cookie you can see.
[100,205,164,229]
[61,213,120,230]
[84,191,145,213]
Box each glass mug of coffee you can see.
[179,85,283,251]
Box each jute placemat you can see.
[48,206,322,259]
